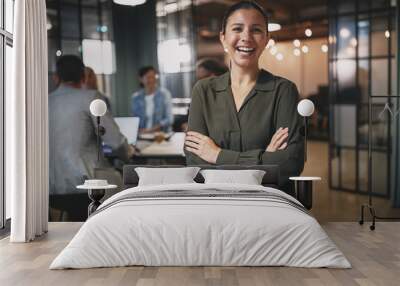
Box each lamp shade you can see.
[297,99,315,117]
[268,23,281,32]
[90,99,107,117]
[113,0,146,6]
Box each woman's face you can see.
[220,8,268,70]
[140,70,157,89]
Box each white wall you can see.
[259,38,329,98]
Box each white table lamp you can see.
[297,99,315,162]
[90,99,107,161]
[297,99,314,117]
[90,99,107,117]
[290,99,319,210]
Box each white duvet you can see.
[50,183,351,269]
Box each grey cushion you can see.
[200,169,266,185]
[135,167,200,186]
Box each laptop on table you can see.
[114,117,140,145]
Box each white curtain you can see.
[7,0,49,242]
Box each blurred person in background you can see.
[49,55,135,221]
[196,58,228,80]
[84,66,111,111]
[131,66,173,133]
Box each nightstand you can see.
[289,177,321,210]
[77,182,117,216]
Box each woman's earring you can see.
[224,47,228,53]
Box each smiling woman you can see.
[184,0,305,192]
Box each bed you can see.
[50,165,351,269]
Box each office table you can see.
[134,132,186,164]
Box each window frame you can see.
[328,0,398,196]
[1,0,14,232]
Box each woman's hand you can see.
[266,127,289,152]
[185,131,221,164]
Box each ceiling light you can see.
[321,44,328,53]
[276,53,284,61]
[346,47,354,56]
[83,40,116,75]
[385,30,390,38]
[293,39,301,47]
[158,39,192,73]
[328,35,336,44]
[270,46,277,55]
[302,45,309,53]
[113,0,146,6]
[164,2,179,13]
[358,21,369,28]
[99,25,108,33]
[305,28,312,37]
[340,28,351,38]
[268,23,281,32]
[266,39,275,49]
[46,15,52,30]
[293,48,301,56]
[350,38,357,47]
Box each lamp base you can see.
[98,125,106,136]
[296,180,313,210]
[88,189,105,216]
[359,204,400,231]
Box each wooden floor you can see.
[1,222,400,286]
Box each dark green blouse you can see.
[185,69,305,184]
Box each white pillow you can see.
[200,169,266,185]
[135,167,200,186]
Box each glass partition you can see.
[156,0,196,99]
[46,0,115,96]
[329,0,398,199]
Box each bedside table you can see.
[289,177,321,210]
[77,184,117,216]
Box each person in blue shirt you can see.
[131,66,173,133]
